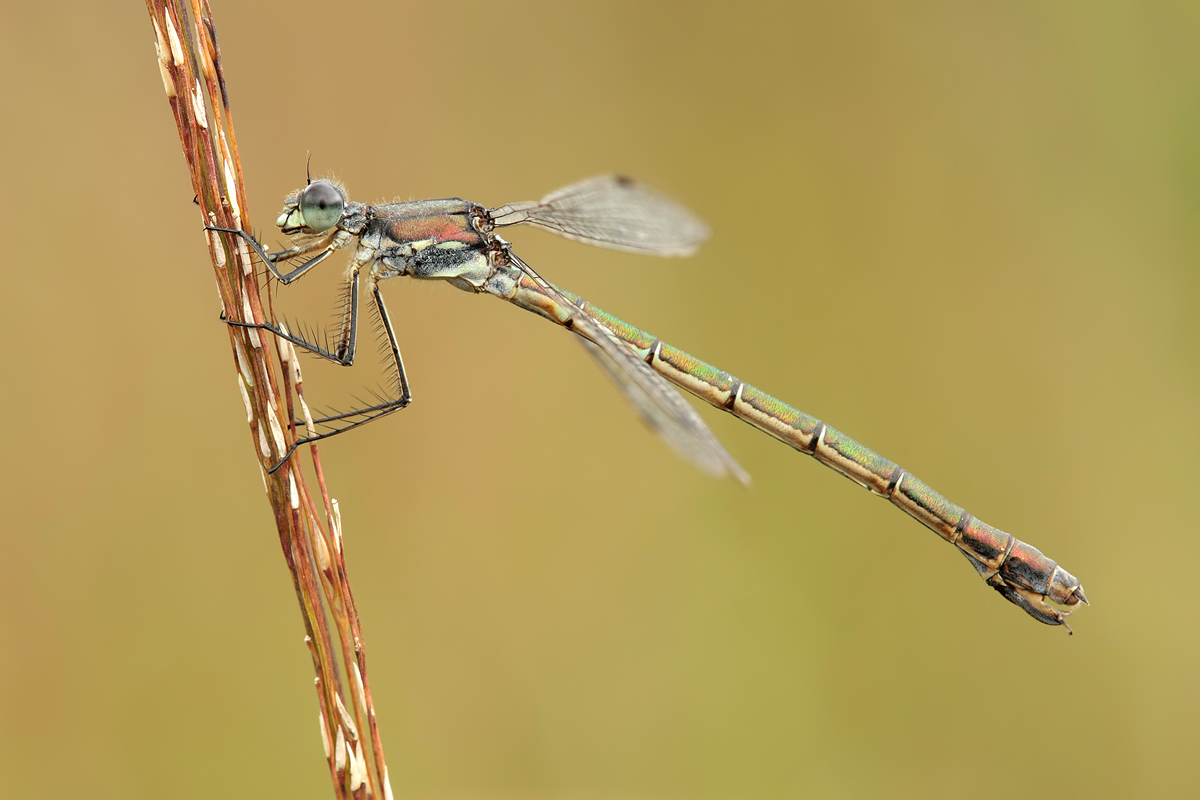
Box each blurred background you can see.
[2,1,1197,797]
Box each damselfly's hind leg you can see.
[276,275,413,472]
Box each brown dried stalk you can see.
[146,2,391,797]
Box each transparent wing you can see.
[509,255,749,485]
[489,175,710,257]
[576,336,750,485]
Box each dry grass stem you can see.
[146,2,392,797]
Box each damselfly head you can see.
[276,180,346,235]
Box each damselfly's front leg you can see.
[208,224,348,284]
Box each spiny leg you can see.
[281,274,412,465]
[369,277,413,402]
[332,259,361,364]
[206,225,411,471]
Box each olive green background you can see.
[2,2,1197,798]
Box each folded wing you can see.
[490,175,710,257]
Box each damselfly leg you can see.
[207,224,412,472]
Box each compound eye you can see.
[298,181,345,232]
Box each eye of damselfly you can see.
[298,181,345,232]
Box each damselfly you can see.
[210,174,1087,630]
